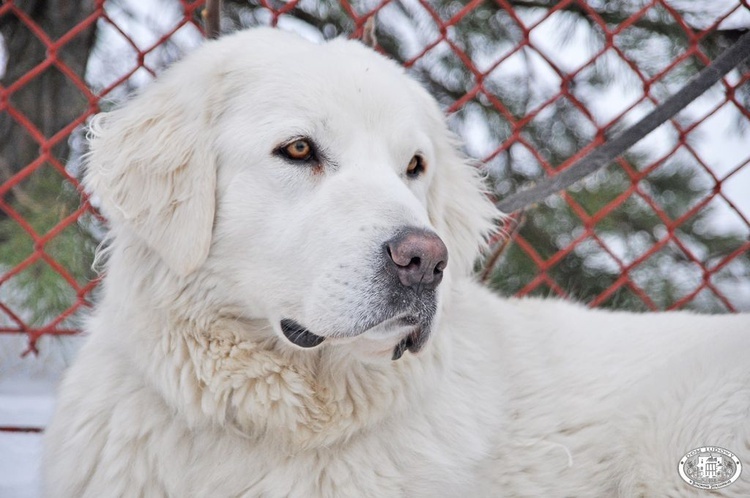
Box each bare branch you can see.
[203,0,223,39]
[362,17,377,48]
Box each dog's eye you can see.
[278,139,315,162]
[406,154,426,178]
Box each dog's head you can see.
[86,28,499,361]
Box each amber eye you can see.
[281,139,314,161]
[406,154,426,178]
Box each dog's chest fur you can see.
[45,296,505,497]
[166,322,501,497]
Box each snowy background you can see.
[0,330,72,496]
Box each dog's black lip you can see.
[392,327,424,361]
[280,318,326,348]
[398,315,420,326]
[392,339,408,361]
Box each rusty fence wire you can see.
[1,0,749,364]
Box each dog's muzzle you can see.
[279,227,447,360]
[281,316,430,361]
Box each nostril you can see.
[387,242,423,270]
[435,261,446,273]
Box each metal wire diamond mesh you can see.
[1,0,749,359]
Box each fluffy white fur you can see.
[44,28,750,497]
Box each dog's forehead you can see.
[220,30,436,132]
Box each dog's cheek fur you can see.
[84,50,227,277]
[427,134,501,277]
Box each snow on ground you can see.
[0,335,71,498]
[0,431,44,498]
[0,385,54,498]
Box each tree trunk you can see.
[0,0,97,188]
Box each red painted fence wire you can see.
[1,0,748,357]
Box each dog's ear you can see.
[85,64,220,276]
[429,134,502,277]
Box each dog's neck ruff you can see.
[151,312,443,450]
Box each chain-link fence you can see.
[1,0,748,371]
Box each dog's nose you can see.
[385,228,448,291]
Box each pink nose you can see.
[385,228,448,292]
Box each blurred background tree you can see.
[1,0,749,340]
[219,0,750,311]
[0,0,99,329]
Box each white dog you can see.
[43,28,749,497]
